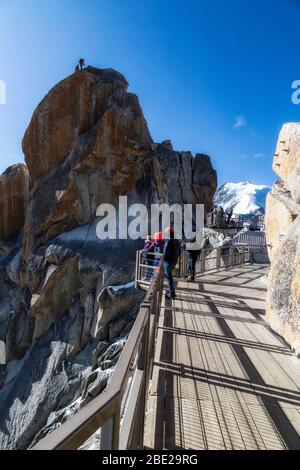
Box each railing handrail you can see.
[32,255,164,451]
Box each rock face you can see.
[0,165,29,241]
[22,67,151,272]
[0,66,217,449]
[21,67,216,284]
[265,187,296,261]
[265,123,300,354]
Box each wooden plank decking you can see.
[144,264,300,450]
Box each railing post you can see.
[247,246,251,263]
[183,251,187,278]
[180,251,184,278]
[138,306,150,450]
[216,248,221,270]
[229,246,234,267]
[179,252,182,278]
[138,306,150,372]
[100,406,121,450]
[201,249,205,273]
[112,407,121,450]
[241,246,245,264]
[100,417,113,450]
[135,250,139,289]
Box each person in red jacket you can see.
[142,233,164,280]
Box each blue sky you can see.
[0,0,299,185]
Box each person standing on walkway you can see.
[163,227,181,299]
[226,209,233,225]
[185,233,201,281]
[212,205,218,226]
[142,235,154,280]
[142,235,153,251]
[144,232,164,270]
[152,232,164,267]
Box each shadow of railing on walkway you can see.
[152,279,300,450]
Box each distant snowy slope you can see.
[214,182,271,215]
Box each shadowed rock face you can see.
[265,123,300,354]
[0,165,29,241]
[0,67,217,449]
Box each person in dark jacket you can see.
[163,227,181,299]
[226,209,233,225]
[185,234,201,281]
[219,205,224,224]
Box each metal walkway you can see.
[32,258,300,450]
[144,264,300,450]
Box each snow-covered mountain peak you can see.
[214,182,271,215]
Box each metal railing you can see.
[207,212,243,229]
[32,255,164,451]
[207,212,265,231]
[135,251,164,290]
[178,244,250,278]
[135,245,251,286]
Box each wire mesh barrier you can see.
[32,255,164,451]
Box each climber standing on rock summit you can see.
[74,59,86,72]
[79,58,86,70]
